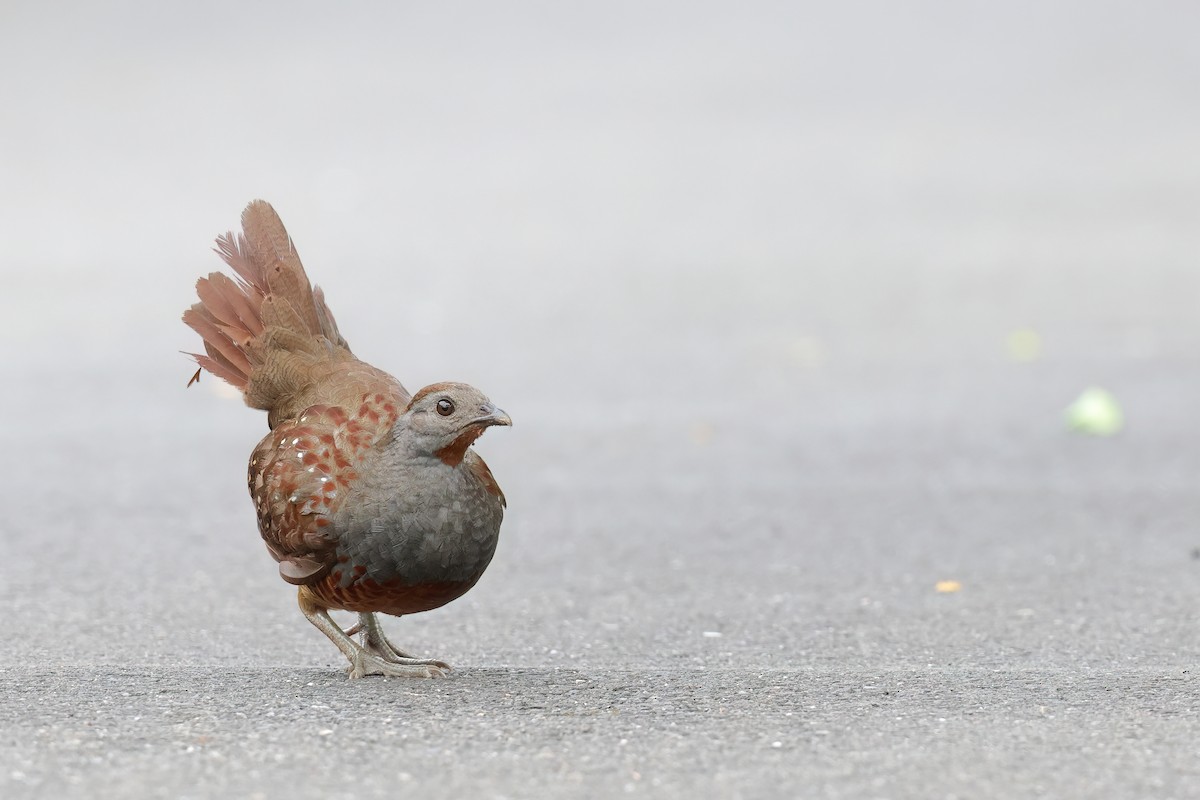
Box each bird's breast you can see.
[321,454,505,613]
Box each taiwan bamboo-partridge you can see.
[183,200,510,678]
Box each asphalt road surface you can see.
[2,3,1199,798]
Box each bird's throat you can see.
[433,426,486,466]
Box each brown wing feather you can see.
[250,408,353,586]
[249,394,405,584]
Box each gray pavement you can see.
[2,2,1200,798]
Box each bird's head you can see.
[400,382,511,465]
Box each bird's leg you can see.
[297,589,447,679]
[355,612,452,671]
[356,612,414,656]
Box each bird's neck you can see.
[381,423,481,469]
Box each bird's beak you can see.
[474,405,512,427]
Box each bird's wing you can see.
[249,394,403,585]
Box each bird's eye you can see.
[436,398,455,416]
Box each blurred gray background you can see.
[1,2,1198,798]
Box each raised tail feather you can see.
[183,200,350,413]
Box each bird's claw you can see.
[347,651,449,679]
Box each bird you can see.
[183,200,510,678]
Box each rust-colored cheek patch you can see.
[434,427,485,466]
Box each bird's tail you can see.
[183,200,350,412]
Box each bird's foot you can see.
[366,637,451,671]
[352,613,452,671]
[347,650,449,679]
[297,594,451,680]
